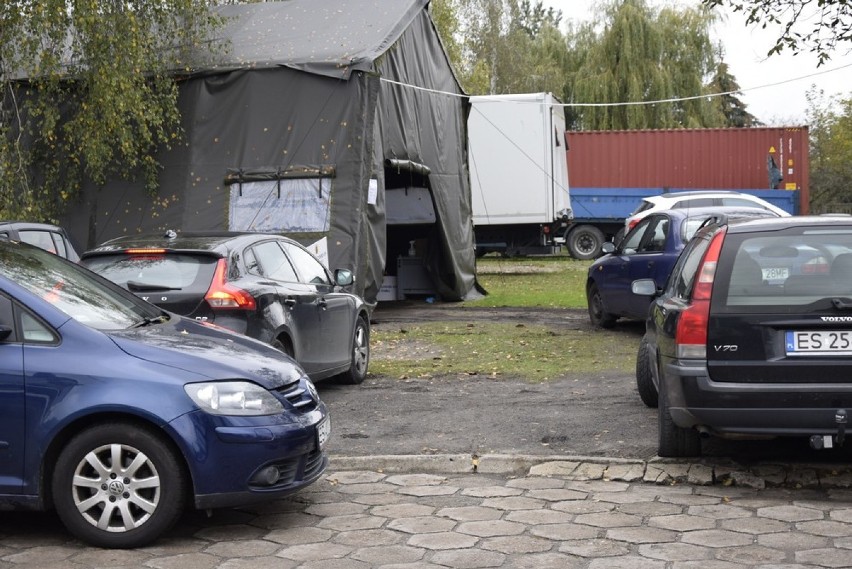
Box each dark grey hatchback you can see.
[634,215,852,457]
[81,231,370,384]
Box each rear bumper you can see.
[664,359,852,436]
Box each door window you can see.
[251,241,299,282]
[282,243,330,285]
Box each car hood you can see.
[108,315,303,390]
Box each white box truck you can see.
[468,93,577,257]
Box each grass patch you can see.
[371,320,637,382]
[471,256,590,308]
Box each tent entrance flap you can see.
[224,166,336,233]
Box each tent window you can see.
[228,178,331,233]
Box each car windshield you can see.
[0,241,162,330]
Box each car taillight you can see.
[627,218,639,230]
[675,229,726,359]
[204,259,256,310]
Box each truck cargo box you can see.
[566,127,809,214]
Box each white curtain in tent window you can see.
[228,179,331,233]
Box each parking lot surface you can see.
[4,464,852,568]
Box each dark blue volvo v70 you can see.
[0,240,329,548]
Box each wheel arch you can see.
[41,412,193,511]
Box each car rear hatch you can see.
[707,224,852,386]
[82,250,219,317]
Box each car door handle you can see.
[283,298,296,309]
[318,298,328,310]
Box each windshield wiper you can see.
[132,314,170,328]
[126,280,181,292]
[831,298,852,311]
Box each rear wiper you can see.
[127,280,181,292]
[132,314,170,328]
[831,298,852,311]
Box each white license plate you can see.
[762,267,789,281]
[786,330,852,355]
[317,416,331,449]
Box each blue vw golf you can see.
[0,240,329,548]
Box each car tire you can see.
[636,336,658,408]
[272,337,295,359]
[587,283,616,329]
[658,382,701,458]
[567,225,605,260]
[337,315,370,385]
[52,423,186,549]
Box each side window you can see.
[18,230,57,254]
[20,311,57,343]
[0,295,17,343]
[281,242,330,285]
[50,233,69,259]
[621,218,653,254]
[669,234,712,300]
[251,241,299,282]
[722,197,767,210]
[639,217,669,253]
[0,296,57,344]
[674,198,714,209]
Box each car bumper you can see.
[168,405,329,509]
[665,359,852,437]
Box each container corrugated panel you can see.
[566,127,809,207]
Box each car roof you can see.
[661,206,781,220]
[723,214,852,234]
[83,231,302,256]
[0,221,70,232]
[655,190,749,199]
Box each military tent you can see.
[61,0,480,304]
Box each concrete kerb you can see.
[329,453,852,490]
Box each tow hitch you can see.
[809,409,848,449]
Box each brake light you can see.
[627,218,639,230]
[204,259,256,310]
[125,248,167,254]
[675,229,726,359]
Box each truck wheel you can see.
[567,226,605,260]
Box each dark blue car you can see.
[586,207,780,328]
[0,240,329,548]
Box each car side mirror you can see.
[334,268,354,287]
[631,278,658,297]
[0,325,12,341]
[601,242,616,255]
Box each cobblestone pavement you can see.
[5,459,852,568]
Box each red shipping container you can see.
[566,128,809,214]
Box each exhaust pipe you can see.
[696,425,711,439]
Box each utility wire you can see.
[381,61,852,108]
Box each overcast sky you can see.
[541,0,852,125]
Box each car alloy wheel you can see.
[52,423,186,548]
[338,315,369,385]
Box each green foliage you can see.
[806,87,852,214]
[707,60,759,127]
[443,0,571,96]
[568,0,725,129]
[0,1,220,222]
[702,0,852,66]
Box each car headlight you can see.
[184,381,284,416]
